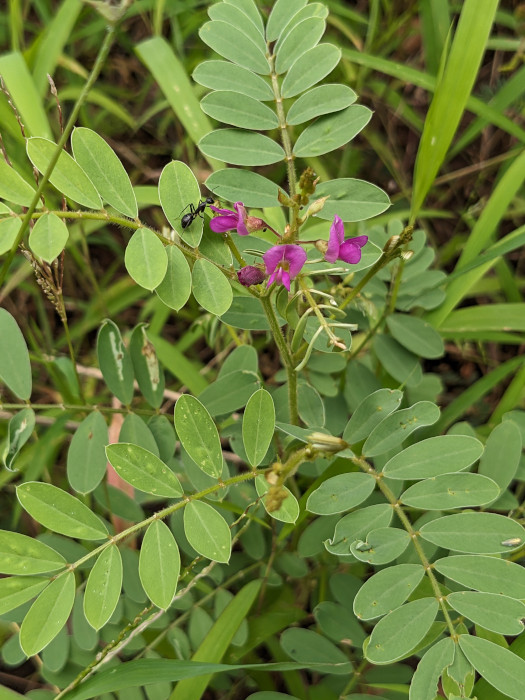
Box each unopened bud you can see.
[400,250,414,262]
[314,239,329,255]
[278,190,294,207]
[246,216,266,233]
[308,432,348,452]
[237,265,266,287]
[383,235,400,253]
[304,196,330,219]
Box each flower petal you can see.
[263,245,286,274]
[347,235,368,249]
[284,244,307,278]
[325,215,344,263]
[209,206,235,216]
[338,240,363,264]
[209,215,238,233]
[281,269,291,291]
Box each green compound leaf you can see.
[419,512,525,554]
[350,527,410,565]
[306,473,375,515]
[281,44,341,99]
[383,435,484,479]
[155,246,192,312]
[208,3,266,54]
[459,635,525,700]
[255,475,299,524]
[200,91,278,130]
[28,212,68,262]
[242,389,275,467]
[192,258,233,316]
[0,577,48,616]
[139,520,180,609]
[275,17,325,74]
[96,319,134,406]
[0,308,32,400]
[67,411,108,494]
[386,313,444,359]
[199,130,284,166]
[158,160,202,247]
[129,324,165,409]
[276,3,329,49]
[16,482,109,540]
[3,407,35,471]
[193,61,274,101]
[353,564,425,621]
[206,169,284,208]
[363,402,441,458]
[174,395,223,479]
[409,637,455,700]
[184,500,232,563]
[433,555,525,598]
[325,504,392,557]
[0,217,21,256]
[27,137,101,209]
[199,21,269,74]
[0,530,65,575]
[286,83,356,124]
[447,592,525,635]
[266,0,307,42]
[124,228,167,291]
[366,598,439,665]
[343,388,403,444]
[314,178,391,221]
[400,473,500,510]
[106,443,183,498]
[20,571,75,657]
[280,628,352,675]
[84,546,122,631]
[71,127,137,218]
[0,159,37,206]
[478,420,522,495]
[293,104,372,158]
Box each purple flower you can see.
[263,244,307,291]
[209,201,250,236]
[325,215,368,264]
[237,265,266,287]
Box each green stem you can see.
[339,658,368,698]
[0,26,117,287]
[0,402,156,417]
[224,232,246,266]
[339,254,387,310]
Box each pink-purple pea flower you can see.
[324,215,368,264]
[209,201,250,236]
[263,244,307,291]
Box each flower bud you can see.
[383,235,400,253]
[314,239,329,255]
[237,265,266,287]
[305,196,330,219]
[245,216,266,233]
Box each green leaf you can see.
[28,212,68,263]
[383,435,484,479]
[350,527,410,565]
[221,296,278,330]
[434,555,525,598]
[124,228,167,291]
[184,501,231,563]
[16,482,109,540]
[0,217,21,256]
[208,3,266,53]
[71,127,137,218]
[366,598,439,664]
[266,0,307,42]
[373,334,423,388]
[174,395,222,479]
[96,319,134,405]
[242,389,275,467]
[286,84,356,124]
[400,473,500,510]
[139,520,180,609]
[343,388,403,444]
[199,21,269,74]
[386,314,444,359]
[363,402,441,457]
[325,504,392,556]
[255,475,300,524]
[0,52,51,138]
[459,635,525,700]
[206,169,284,208]
[199,130,284,166]
[0,577,48,616]
[192,258,233,316]
[478,421,522,495]
[280,628,352,675]
[158,160,203,247]
[19,571,75,656]
[200,91,278,130]
[155,246,192,311]
[219,345,259,377]
[419,512,525,554]
[353,564,425,621]
[0,530,65,575]
[409,637,455,700]
[448,592,525,635]
[84,546,122,630]
[275,17,325,74]
[297,383,325,427]
[281,44,341,99]
[106,443,183,498]
[193,61,274,101]
[293,105,372,157]
[119,413,159,456]
[198,370,259,417]
[129,324,165,409]
[224,0,264,35]
[0,308,32,400]
[314,178,391,221]
[2,407,35,471]
[67,411,108,494]
[0,160,37,206]
[26,137,101,209]
[307,473,375,515]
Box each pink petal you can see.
[338,240,363,264]
[263,245,286,274]
[284,245,307,278]
[281,269,291,291]
[209,206,235,216]
[347,235,368,249]
[209,215,238,233]
[325,215,344,263]
[236,218,250,236]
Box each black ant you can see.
[180,197,214,229]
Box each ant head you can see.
[205,197,214,205]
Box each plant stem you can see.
[224,232,246,266]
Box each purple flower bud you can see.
[237,265,266,287]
